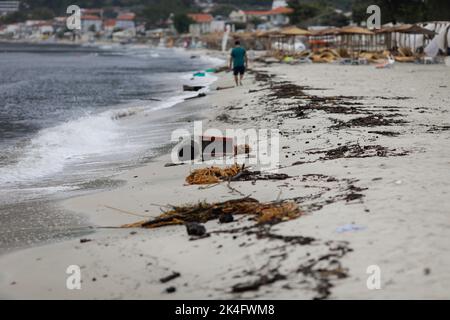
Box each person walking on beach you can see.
[229,40,248,86]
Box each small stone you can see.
[219,213,234,224]
[166,286,176,293]
[185,223,206,236]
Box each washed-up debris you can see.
[232,170,290,182]
[268,83,308,99]
[80,238,92,244]
[336,224,366,233]
[248,70,273,83]
[283,102,362,118]
[160,272,181,283]
[165,286,176,293]
[229,226,351,299]
[164,162,185,167]
[368,131,400,137]
[427,125,450,133]
[232,273,286,293]
[332,114,407,129]
[296,241,351,300]
[122,198,302,229]
[185,164,290,185]
[308,144,409,160]
[219,213,234,224]
[186,164,242,185]
[186,222,207,236]
[345,192,364,202]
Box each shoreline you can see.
[0,43,225,254]
[0,57,449,299]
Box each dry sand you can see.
[0,60,449,299]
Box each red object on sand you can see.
[201,136,234,160]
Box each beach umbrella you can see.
[280,27,311,52]
[391,24,436,36]
[376,24,436,50]
[308,28,341,50]
[280,26,312,36]
[338,26,374,35]
[337,26,374,53]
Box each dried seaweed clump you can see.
[122,198,302,229]
[186,164,242,185]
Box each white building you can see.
[116,13,136,31]
[229,10,246,23]
[241,7,293,27]
[188,13,214,36]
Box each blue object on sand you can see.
[193,72,206,77]
[336,224,366,233]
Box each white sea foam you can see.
[0,112,121,186]
[0,46,220,190]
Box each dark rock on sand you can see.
[185,223,206,236]
[165,286,176,293]
[219,213,234,224]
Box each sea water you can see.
[0,42,221,252]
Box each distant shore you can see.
[0,54,449,299]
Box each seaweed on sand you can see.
[331,114,407,129]
[122,198,302,229]
[186,164,242,185]
[185,164,291,185]
[307,144,409,160]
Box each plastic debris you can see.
[336,224,366,233]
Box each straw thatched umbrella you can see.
[337,26,375,54]
[280,26,312,36]
[308,28,341,50]
[256,29,284,51]
[376,24,436,50]
[280,26,312,51]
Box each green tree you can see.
[173,13,193,33]
[423,0,450,21]
[30,8,55,20]
[288,1,322,25]
[0,11,27,24]
[211,4,236,18]
[140,0,197,27]
[351,0,439,24]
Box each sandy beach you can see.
[0,58,449,299]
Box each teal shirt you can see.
[231,47,246,67]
